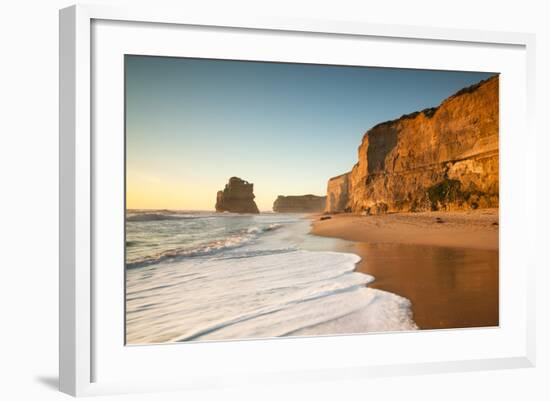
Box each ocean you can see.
[125,210,417,344]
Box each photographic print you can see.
[125,56,499,345]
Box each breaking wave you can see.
[126,223,282,269]
[126,250,417,344]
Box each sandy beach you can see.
[310,209,499,330]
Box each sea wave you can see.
[126,223,283,269]
[126,210,272,222]
[126,250,417,344]
[126,213,205,222]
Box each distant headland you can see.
[272,195,326,213]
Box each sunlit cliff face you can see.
[326,75,499,214]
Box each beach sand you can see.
[310,209,499,330]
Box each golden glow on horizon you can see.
[127,173,283,211]
[127,173,213,210]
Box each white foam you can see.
[126,249,417,344]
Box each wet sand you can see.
[309,210,499,329]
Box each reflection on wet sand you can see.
[351,242,499,329]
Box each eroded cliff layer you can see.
[273,195,326,213]
[215,177,260,214]
[327,75,499,214]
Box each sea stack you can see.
[325,75,499,214]
[273,195,326,213]
[215,177,260,214]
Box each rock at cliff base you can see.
[215,177,260,214]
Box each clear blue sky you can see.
[125,55,494,211]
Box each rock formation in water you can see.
[325,75,499,214]
[272,195,326,213]
[215,177,260,214]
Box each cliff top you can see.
[327,172,350,181]
[364,74,499,137]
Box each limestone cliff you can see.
[215,177,260,214]
[273,195,326,213]
[325,173,350,213]
[326,75,499,214]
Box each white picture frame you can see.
[59,4,536,397]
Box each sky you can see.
[125,55,494,211]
